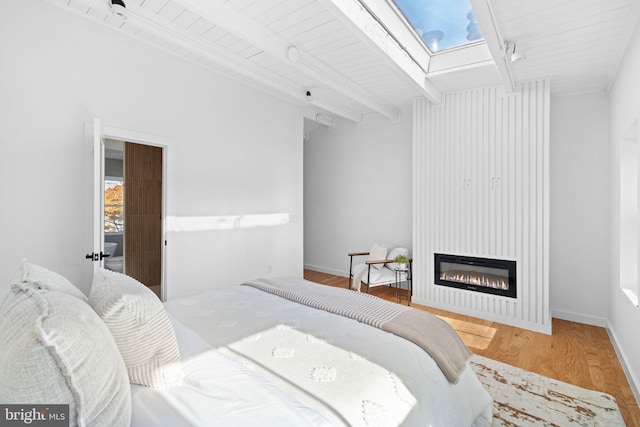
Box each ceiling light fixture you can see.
[305,90,313,102]
[109,0,127,20]
[506,42,525,63]
[315,114,334,127]
[287,45,299,63]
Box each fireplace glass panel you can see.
[435,254,516,298]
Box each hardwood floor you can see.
[304,269,640,427]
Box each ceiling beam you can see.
[51,0,364,123]
[469,0,515,92]
[320,0,442,104]
[176,0,401,121]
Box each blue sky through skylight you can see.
[391,0,483,53]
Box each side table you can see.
[393,266,411,305]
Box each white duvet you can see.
[132,284,492,427]
[131,318,332,426]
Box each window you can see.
[619,120,639,307]
[391,0,483,52]
[105,178,124,233]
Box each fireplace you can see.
[434,253,516,299]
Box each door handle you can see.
[85,252,110,261]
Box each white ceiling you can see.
[46,0,640,124]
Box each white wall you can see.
[608,18,640,401]
[0,0,304,299]
[303,114,412,275]
[413,83,551,334]
[549,93,610,326]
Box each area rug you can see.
[470,355,626,426]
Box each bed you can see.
[0,263,492,427]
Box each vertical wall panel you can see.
[413,80,551,334]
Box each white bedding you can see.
[132,283,493,426]
[131,317,332,427]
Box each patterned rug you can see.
[470,355,626,426]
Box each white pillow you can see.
[386,247,409,270]
[12,260,88,302]
[368,243,388,270]
[0,284,131,426]
[89,268,183,388]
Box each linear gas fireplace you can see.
[434,253,517,299]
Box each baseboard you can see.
[606,322,640,406]
[551,309,608,328]
[303,264,348,278]
[412,296,552,335]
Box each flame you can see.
[440,271,508,290]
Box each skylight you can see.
[391,0,483,53]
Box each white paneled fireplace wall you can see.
[413,81,551,334]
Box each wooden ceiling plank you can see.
[187,18,215,35]
[258,0,318,28]
[290,19,347,47]
[501,0,631,30]
[139,0,169,14]
[201,26,230,43]
[172,8,200,28]
[174,0,402,120]
[226,0,259,12]
[267,3,328,35]
[86,6,109,21]
[68,0,90,15]
[302,31,358,56]
[276,10,335,40]
[157,1,184,21]
[502,7,633,42]
[241,0,292,20]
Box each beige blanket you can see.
[243,277,472,384]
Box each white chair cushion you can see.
[386,247,409,270]
[89,268,183,388]
[0,284,131,426]
[353,263,409,286]
[368,243,388,270]
[11,260,88,302]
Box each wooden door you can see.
[124,142,162,295]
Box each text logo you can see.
[0,405,68,426]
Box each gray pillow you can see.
[12,260,88,302]
[0,284,131,426]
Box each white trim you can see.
[304,264,348,278]
[412,296,553,335]
[550,309,607,328]
[606,321,640,406]
[99,124,170,302]
[101,125,170,149]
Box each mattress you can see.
[132,281,493,426]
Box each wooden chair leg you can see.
[365,264,371,293]
[349,255,354,289]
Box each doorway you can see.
[103,139,164,299]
